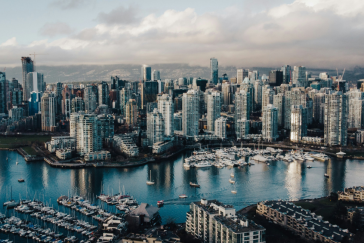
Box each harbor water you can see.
[1,149,364,241]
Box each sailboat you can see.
[146,170,155,185]
[231,182,237,194]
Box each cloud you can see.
[39,22,74,37]
[96,5,140,25]
[49,0,92,10]
[2,0,364,69]
[0,37,18,47]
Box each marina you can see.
[1,149,364,242]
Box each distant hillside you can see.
[3,64,364,86]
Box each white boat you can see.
[231,190,237,194]
[307,165,312,168]
[183,163,190,168]
[229,179,235,184]
[195,161,212,168]
[146,170,155,185]
[324,173,329,178]
[230,173,234,177]
[336,151,346,158]
[251,155,268,163]
[311,153,329,162]
[179,194,188,199]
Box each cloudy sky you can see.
[1,0,364,68]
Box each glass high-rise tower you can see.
[210,58,218,85]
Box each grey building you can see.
[290,105,307,142]
[142,64,152,81]
[141,81,158,109]
[21,57,34,101]
[98,81,109,107]
[210,58,218,85]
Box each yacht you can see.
[311,153,329,162]
[157,200,164,207]
[18,178,25,183]
[189,182,200,188]
[324,173,329,178]
[307,165,312,168]
[231,190,237,194]
[179,194,188,199]
[229,179,235,184]
[230,173,234,178]
[195,161,212,168]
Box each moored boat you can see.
[189,182,200,188]
[179,194,188,199]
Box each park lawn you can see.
[0,135,51,147]
[22,146,39,156]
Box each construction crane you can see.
[29,52,48,71]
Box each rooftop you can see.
[214,214,265,233]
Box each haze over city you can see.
[1,0,364,68]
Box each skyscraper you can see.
[207,91,221,131]
[25,72,44,99]
[210,58,218,85]
[29,92,42,116]
[273,93,285,128]
[237,69,249,84]
[98,81,109,107]
[292,66,307,87]
[84,85,98,113]
[152,70,161,81]
[61,85,71,119]
[347,90,364,129]
[120,88,131,116]
[215,117,227,139]
[182,90,199,136]
[324,92,348,146]
[147,108,165,146]
[126,99,138,126]
[235,89,250,122]
[41,92,56,132]
[236,119,250,139]
[158,94,174,136]
[141,64,152,81]
[281,65,291,84]
[0,72,6,114]
[71,97,85,113]
[290,105,307,142]
[262,104,278,142]
[21,57,34,101]
[284,89,306,129]
[141,81,158,109]
[268,70,283,87]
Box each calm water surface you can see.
[1,150,364,241]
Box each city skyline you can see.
[1,0,364,68]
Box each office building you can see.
[98,81,109,106]
[178,77,187,86]
[141,81,158,109]
[11,89,23,107]
[222,82,236,106]
[126,99,138,126]
[284,89,306,129]
[182,90,199,136]
[292,66,307,87]
[84,85,98,113]
[268,70,283,87]
[210,58,218,85]
[186,199,266,243]
[71,97,85,113]
[25,72,44,100]
[207,92,221,131]
[157,94,174,136]
[152,70,160,81]
[110,76,119,90]
[141,64,152,81]
[147,108,165,146]
[61,85,71,119]
[281,65,291,84]
[97,114,115,141]
[257,201,351,243]
[119,88,131,116]
[236,119,250,139]
[237,69,249,84]
[0,72,6,114]
[273,93,285,128]
[324,92,348,146]
[253,80,263,110]
[29,92,42,116]
[9,106,24,122]
[241,80,255,113]
[193,78,208,92]
[262,89,274,108]
[21,57,34,101]
[262,104,278,142]
[157,80,165,93]
[41,92,56,132]
[290,105,307,142]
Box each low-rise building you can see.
[257,200,352,243]
[128,203,160,227]
[152,140,174,154]
[55,149,72,160]
[45,136,76,153]
[113,134,139,157]
[301,136,323,145]
[338,186,364,202]
[84,150,111,162]
[186,199,266,243]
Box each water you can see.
[1,149,364,241]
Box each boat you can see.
[231,190,237,194]
[157,200,164,207]
[195,161,212,168]
[18,178,25,182]
[229,179,235,184]
[307,165,312,168]
[310,153,329,162]
[266,162,270,166]
[336,151,346,159]
[230,173,234,177]
[146,170,155,185]
[183,163,191,168]
[179,194,188,199]
[324,173,329,178]
[189,182,200,188]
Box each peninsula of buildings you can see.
[1,57,364,165]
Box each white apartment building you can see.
[157,94,174,136]
[182,90,200,136]
[147,108,165,146]
[290,105,307,142]
[207,91,221,131]
[236,119,250,139]
[262,104,278,142]
[214,117,227,139]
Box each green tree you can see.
[352,209,362,229]
[330,192,339,202]
[333,202,348,220]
